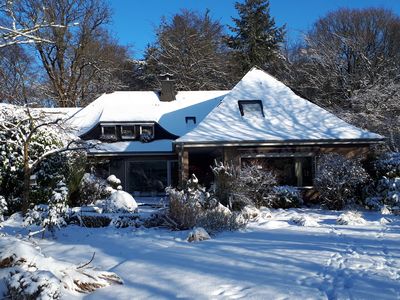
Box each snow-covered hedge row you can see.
[373,152,400,178]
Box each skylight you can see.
[238,100,264,118]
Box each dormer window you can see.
[185,116,196,126]
[139,124,154,142]
[101,125,116,138]
[121,125,136,139]
[238,100,264,118]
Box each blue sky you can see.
[108,0,400,58]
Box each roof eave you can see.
[174,138,386,148]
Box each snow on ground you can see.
[1,208,400,299]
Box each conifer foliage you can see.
[227,0,285,74]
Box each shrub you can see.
[365,177,400,213]
[78,173,114,205]
[314,154,369,209]
[166,174,248,232]
[0,195,7,222]
[210,161,237,207]
[211,160,277,209]
[25,181,69,236]
[267,186,303,208]
[166,174,211,229]
[373,152,400,179]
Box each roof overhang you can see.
[174,138,386,148]
[87,151,176,157]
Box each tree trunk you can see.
[22,142,31,215]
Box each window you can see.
[121,125,136,139]
[127,161,168,196]
[101,125,116,138]
[185,116,196,126]
[140,125,154,137]
[238,100,264,118]
[241,156,313,187]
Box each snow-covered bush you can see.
[166,174,248,232]
[78,173,113,205]
[110,215,140,228]
[197,206,247,233]
[373,152,400,179]
[235,163,278,208]
[290,215,320,227]
[25,181,69,236]
[7,269,61,300]
[0,195,7,222]
[267,186,303,209]
[211,161,277,209]
[0,236,122,296]
[365,177,400,213]
[336,211,367,225]
[211,161,237,208]
[107,175,122,190]
[314,154,370,209]
[166,174,209,229]
[187,227,211,242]
[101,191,138,213]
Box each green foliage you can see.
[227,0,285,74]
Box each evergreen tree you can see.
[227,0,285,75]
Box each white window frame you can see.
[238,100,265,118]
[140,124,155,138]
[101,125,117,138]
[120,124,136,140]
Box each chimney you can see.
[159,73,176,102]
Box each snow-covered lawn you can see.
[1,208,400,299]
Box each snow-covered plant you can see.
[211,161,237,207]
[7,269,61,300]
[373,152,400,179]
[336,211,367,226]
[235,162,278,208]
[100,190,138,214]
[107,174,122,190]
[166,174,248,231]
[166,174,209,229]
[267,186,303,209]
[25,181,69,236]
[365,177,400,213]
[314,154,370,209]
[211,160,278,209]
[0,195,8,222]
[79,173,114,205]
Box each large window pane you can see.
[128,161,167,196]
[241,156,313,187]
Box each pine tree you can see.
[227,0,285,75]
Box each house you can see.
[70,67,384,198]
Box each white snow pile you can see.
[101,191,138,213]
[290,214,320,227]
[336,211,367,225]
[0,236,122,298]
[187,227,211,242]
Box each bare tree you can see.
[146,9,232,90]
[0,0,64,47]
[0,45,37,104]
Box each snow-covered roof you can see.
[89,140,173,154]
[176,68,383,144]
[69,91,228,137]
